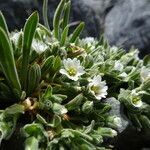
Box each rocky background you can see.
[0,0,150,58]
[0,0,150,149]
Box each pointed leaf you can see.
[21,12,39,90]
[70,22,85,43]
[0,11,9,36]
[53,0,66,39]
[60,26,69,46]
[62,1,71,30]
[0,28,21,98]
[43,0,50,30]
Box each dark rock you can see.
[0,0,149,56]
[104,0,150,57]
[72,0,116,37]
[0,0,37,31]
[113,125,150,150]
[0,0,109,37]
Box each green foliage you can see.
[0,0,149,149]
[0,28,21,99]
[53,0,66,39]
[21,11,39,90]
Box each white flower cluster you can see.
[60,58,108,100]
[32,39,48,54]
[140,67,150,83]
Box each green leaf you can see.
[53,94,67,103]
[25,136,39,150]
[143,55,150,67]
[62,1,71,30]
[43,85,53,99]
[0,112,18,141]
[38,23,51,37]
[72,130,93,142]
[27,63,41,95]
[83,120,95,134]
[60,26,69,46]
[139,115,150,129]
[0,82,13,100]
[128,114,142,129]
[4,104,24,115]
[52,115,61,127]
[37,114,61,128]
[0,121,12,143]
[0,28,21,98]
[53,0,66,39]
[69,22,85,43]
[41,56,54,77]
[97,127,117,138]
[42,0,50,30]
[65,94,84,111]
[53,103,68,115]
[141,78,150,91]
[21,12,39,90]
[82,101,93,114]
[0,11,9,36]
[23,123,46,138]
[52,56,62,72]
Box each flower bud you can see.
[82,101,93,114]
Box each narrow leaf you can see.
[21,12,39,90]
[4,104,25,115]
[0,28,21,98]
[70,22,85,43]
[62,1,71,30]
[52,56,62,72]
[60,26,69,46]
[43,0,50,30]
[0,11,9,36]
[53,0,66,39]
[27,63,41,95]
[41,56,54,77]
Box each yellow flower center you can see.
[132,96,141,105]
[67,68,77,76]
[91,85,100,94]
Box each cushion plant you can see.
[0,0,150,149]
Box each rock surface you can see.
[0,0,108,37]
[0,0,150,57]
[104,0,150,57]
[105,97,129,133]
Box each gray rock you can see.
[0,0,109,37]
[105,97,129,133]
[104,0,150,57]
[0,0,150,57]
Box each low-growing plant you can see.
[0,0,149,149]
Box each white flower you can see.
[114,60,124,71]
[130,90,143,108]
[140,67,150,82]
[110,46,118,53]
[32,40,48,54]
[83,37,95,43]
[82,37,96,49]
[89,75,108,100]
[60,58,85,81]
[10,31,22,45]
